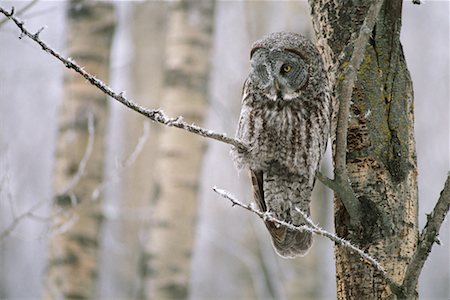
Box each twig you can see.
[212,186,400,291]
[0,115,94,243]
[0,118,152,242]
[122,121,150,168]
[0,199,46,242]
[332,0,384,225]
[207,233,273,300]
[58,112,95,196]
[0,5,247,152]
[91,121,150,200]
[399,174,450,298]
[0,0,38,28]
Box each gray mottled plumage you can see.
[232,32,330,258]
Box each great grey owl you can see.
[231,32,330,258]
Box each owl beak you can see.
[273,78,281,92]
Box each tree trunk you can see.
[110,2,167,298]
[43,1,115,299]
[309,1,418,298]
[139,1,215,299]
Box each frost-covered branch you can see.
[212,187,399,291]
[0,0,38,28]
[0,5,247,151]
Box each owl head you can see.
[248,32,324,102]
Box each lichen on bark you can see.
[310,0,418,298]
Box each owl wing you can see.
[235,79,250,140]
[250,170,265,211]
[250,169,287,243]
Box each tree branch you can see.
[91,121,150,200]
[399,174,450,298]
[212,186,400,291]
[332,0,384,225]
[0,0,38,28]
[0,5,247,152]
[58,112,95,196]
[0,2,383,227]
[0,199,46,242]
[0,118,152,242]
[316,171,361,217]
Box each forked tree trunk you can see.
[43,1,115,299]
[139,1,215,299]
[309,1,418,298]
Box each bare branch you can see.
[0,117,152,242]
[91,121,150,200]
[58,112,95,196]
[0,5,247,152]
[212,186,400,291]
[0,113,94,243]
[207,234,274,300]
[0,0,38,28]
[332,0,384,225]
[399,174,450,298]
[316,171,347,198]
[122,121,150,168]
[0,198,47,243]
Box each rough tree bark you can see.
[309,1,418,299]
[43,1,115,299]
[139,1,215,299]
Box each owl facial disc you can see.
[250,48,309,101]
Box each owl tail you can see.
[250,170,313,258]
[266,221,312,258]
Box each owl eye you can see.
[281,64,292,74]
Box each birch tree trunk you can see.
[43,1,115,299]
[309,1,418,298]
[113,2,167,298]
[140,1,215,298]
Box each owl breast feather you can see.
[233,94,320,179]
